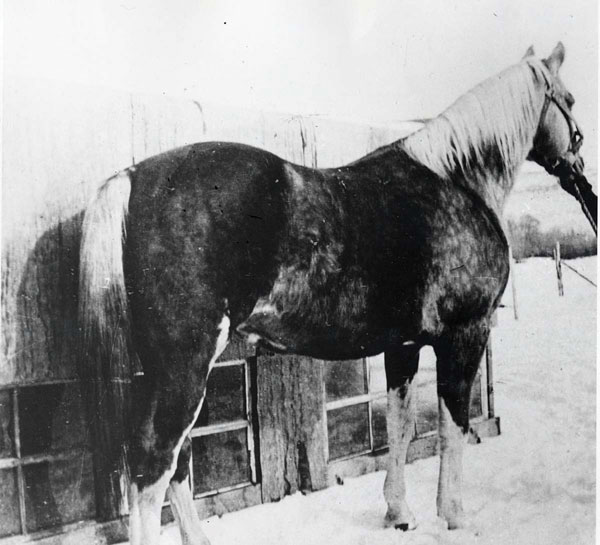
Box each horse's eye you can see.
[565,93,575,108]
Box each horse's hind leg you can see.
[128,356,209,545]
[129,319,228,545]
[167,437,210,545]
[433,320,489,530]
[383,345,420,530]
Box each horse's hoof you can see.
[438,512,468,531]
[384,509,417,531]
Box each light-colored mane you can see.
[400,58,548,213]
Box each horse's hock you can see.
[0,78,499,543]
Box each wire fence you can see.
[553,240,597,296]
[561,260,597,287]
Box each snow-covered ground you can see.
[155,256,597,545]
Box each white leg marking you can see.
[437,396,468,529]
[130,315,229,545]
[384,383,417,530]
[168,481,211,545]
[129,477,170,545]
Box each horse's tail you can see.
[78,169,132,519]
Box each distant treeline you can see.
[507,215,597,260]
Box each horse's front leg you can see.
[433,320,489,529]
[383,345,420,530]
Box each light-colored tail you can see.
[79,170,131,339]
[78,169,132,520]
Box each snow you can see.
[152,257,597,545]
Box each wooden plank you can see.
[191,483,262,521]
[0,518,127,545]
[0,483,262,545]
[256,353,328,502]
[2,81,133,385]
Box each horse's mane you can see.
[400,58,548,186]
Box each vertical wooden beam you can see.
[256,353,327,502]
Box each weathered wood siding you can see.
[1,76,413,387]
[256,354,328,501]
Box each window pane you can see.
[23,454,96,532]
[327,403,370,460]
[416,365,437,435]
[324,359,367,402]
[192,429,250,496]
[0,390,15,457]
[368,354,386,394]
[19,384,89,456]
[415,360,484,435]
[0,469,21,537]
[371,397,388,450]
[194,364,246,427]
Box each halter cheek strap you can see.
[536,68,584,170]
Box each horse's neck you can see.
[398,67,545,218]
[398,126,515,216]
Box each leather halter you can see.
[536,66,597,236]
[536,67,584,172]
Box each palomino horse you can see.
[79,43,587,544]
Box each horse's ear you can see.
[522,45,535,59]
[545,42,565,74]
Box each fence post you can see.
[554,241,564,296]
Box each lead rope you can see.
[573,182,597,236]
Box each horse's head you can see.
[527,42,585,179]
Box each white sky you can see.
[3,0,598,157]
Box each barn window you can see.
[190,352,256,497]
[325,356,387,460]
[0,382,95,538]
[325,349,485,460]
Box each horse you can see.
[79,42,587,545]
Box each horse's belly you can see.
[237,312,382,359]
[236,292,413,360]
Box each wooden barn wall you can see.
[1,76,414,386]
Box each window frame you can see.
[0,379,93,538]
[324,351,488,463]
[324,356,388,463]
[188,357,257,499]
